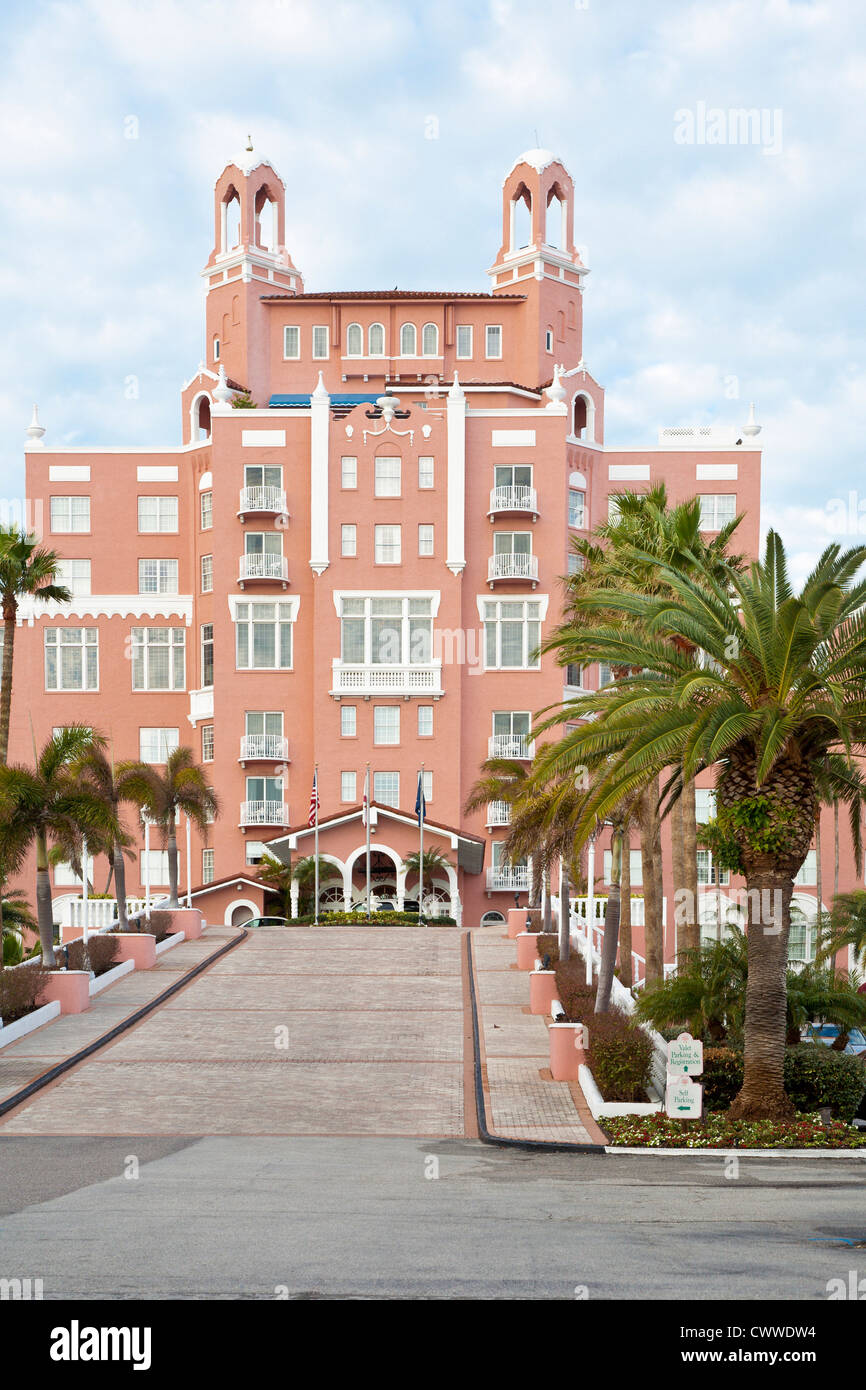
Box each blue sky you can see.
[2,0,864,580]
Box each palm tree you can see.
[820,890,866,966]
[636,931,749,1042]
[0,727,117,965]
[0,526,71,764]
[402,847,452,915]
[257,851,294,918]
[534,533,866,1120]
[71,746,154,929]
[786,963,866,1049]
[135,748,219,908]
[1,887,36,965]
[291,854,341,915]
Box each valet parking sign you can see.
[664,1032,704,1118]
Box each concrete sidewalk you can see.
[470,924,605,1146]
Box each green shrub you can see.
[293,909,456,926]
[588,1010,654,1102]
[0,964,51,1025]
[66,935,121,977]
[553,958,596,1021]
[702,1047,744,1111]
[784,1045,866,1124]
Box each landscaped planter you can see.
[38,970,91,1015]
[516,931,540,971]
[549,1020,587,1081]
[155,932,185,955]
[529,969,558,1015]
[0,1000,61,1049]
[89,959,135,996]
[160,908,204,940]
[105,933,157,970]
[578,1062,663,1119]
[59,924,86,943]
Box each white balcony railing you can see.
[240,800,289,827]
[330,661,443,697]
[487,552,539,583]
[488,733,535,760]
[55,897,150,929]
[488,484,538,516]
[486,866,530,891]
[486,801,511,826]
[238,485,288,516]
[189,687,214,725]
[239,734,290,762]
[238,554,289,584]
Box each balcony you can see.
[238,554,289,588]
[488,485,539,519]
[487,552,538,586]
[188,687,214,727]
[238,485,288,519]
[486,866,530,891]
[240,800,289,827]
[239,734,290,764]
[330,660,443,698]
[486,801,511,827]
[488,733,535,760]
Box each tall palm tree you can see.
[257,851,294,918]
[134,748,219,908]
[0,526,71,764]
[534,533,866,1120]
[0,727,117,965]
[71,745,154,929]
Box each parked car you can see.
[244,916,289,928]
[806,1024,866,1055]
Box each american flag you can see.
[307,769,319,828]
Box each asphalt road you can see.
[2,1136,865,1300]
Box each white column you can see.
[445,373,466,576]
[290,878,299,920]
[309,371,330,574]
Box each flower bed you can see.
[293,910,457,926]
[602,1112,866,1149]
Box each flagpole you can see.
[419,765,425,927]
[365,762,371,920]
[185,813,192,909]
[314,764,319,926]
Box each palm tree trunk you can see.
[671,791,685,964]
[542,868,551,932]
[728,869,795,1121]
[167,813,179,908]
[833,800,840,903]
[35,832,56,967]
[114,844,129,929]
[639,781,664,985]
[0,604,16,765]
[682,777,699,955]
[558,862,571,964]
[619,831,633,988]
[814,818,823,959]
[595,825,622,1012]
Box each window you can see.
[374,525,401,564]
[213,338,220,362]
[283,325,300,359]
[312,325,329,359]
[374,456,401,497]
[418,524,434,556]
[608,495,622,523]
[243,531,284,578]
[795,850,818,886]
[373,771,399,807]
[341,456,357,490]
[200,491,213,530]
[201,555,213,593]
[235,600,293,669]
[246,774,284,808]
[244,464,282,492]
[494,464,532,492]
[485,324,502,359]
[421,323,439,356]
[695,788,717,823]
[699,495,737,531]
[50,496,90,533]
[598,662,614,688]
[418,705,433,737]
[400,323,417,356]
[141,851,170,885]
[201,725,214,762]
[374,705,400,745]
[341,524,357,557]
[369,323,385,356]
[565,663,583,688]
[138,559,179,595]
[697,849,730,886]
[54,861,82,886]
[341,771,357,802]
[201,623,214,687]
[139,727,179,763]
[568,552,585,576]
[340,596,433,666]
[545,328,554,353]
[341,705,357,737]
[56,559,91,596]
[346,322,363,356]
[456,325,473,359]
[418,456,434,489]
[568,489,585,528]
[603,849,643,886]
[492,530,532,575]
[422,770,433,803]
[202,848,215,884]
[483,600,542,669]
[131,627,185,691]
[45,628,98,691]
[138,496,178,533]
[245,841,267,867]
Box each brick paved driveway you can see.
[1,927,465,1137]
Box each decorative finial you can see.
[742,402,761,437]
[448,370,464,400]
[213,364,232,404]
[376,391,399,425]
[26,403,46,446]
[246,134,253,152]
[546,363,567,405]
[311,370,330,402]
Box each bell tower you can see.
[487,150,588,386]
[202,139,303,401]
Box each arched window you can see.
[400,323,416,356]
[567,300,576,327]
[422,323,439,356]
[196,396,211,441]
[546,191,565,248]
[223,191,241,251]
[557,310,565,340]
[369,323,385,356]
[256,197,276,251]
[346,322,363,356]
[511,185,532,251]
[232,294,240,327]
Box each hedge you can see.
[292,910,457,926]
[0,964,52,1026]
[702,1043,866,1123]
[66,935,122,977]
[552,958,653,1102]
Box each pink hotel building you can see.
[11,145,779,955]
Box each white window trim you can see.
[485,324,503,360]
[283,325,300,360]
[456,325,473,359]
[312,325,329,359]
